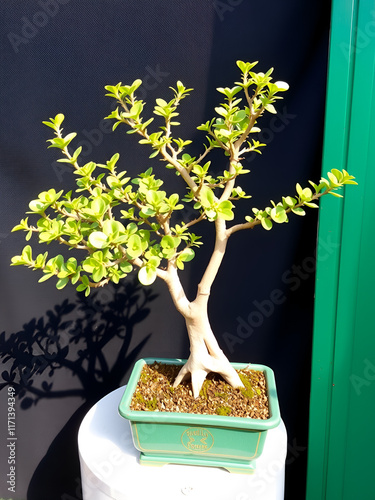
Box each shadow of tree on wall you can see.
[0,279,157,500]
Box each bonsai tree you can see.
[11,61,356,398]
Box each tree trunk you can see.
[162,219,244,398]
[171,291,244,398]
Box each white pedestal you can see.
[78,386,287,500]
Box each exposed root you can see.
[173,351,244,398]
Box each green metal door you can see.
[306,0,375,499]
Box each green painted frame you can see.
[306,0,375,499]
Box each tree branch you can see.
[226,189,332,237]
[164,262,191,317]
[196,218,228,298]
[160,145,199,193]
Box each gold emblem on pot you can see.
[181,427,214,453]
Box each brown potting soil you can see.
[130,362,270,419]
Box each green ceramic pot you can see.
[118,358,280,474]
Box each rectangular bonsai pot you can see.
[118,358,281,473]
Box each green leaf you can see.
[28,199,47,213]
[199,186,215,208]
[274,81,289,91]
[106,175,120,188]
[215,106,228,117]
[149,150,159,158]
[309,180,320,193]
[292,207,306,216]
[56,277,69,290]
[90,197,107,216]
[232,110,247,123]
[126,222,138,235]
[179,248,195,262]
[63,132,77,147]
[42,120,57,130]
[47,137,68,149]
[43,113,65,130]
[217,200,234,221]
[76,275,91,296]
[197,121,211,132]
[82,259,96,273]
[11,245,34,266]
[139,207,156,218]
[123,101,143,119]
[127,234,143,258]
[283,196,296,207]
[92,264,106,282]
[265,104,277,114]
[148,256,161,268]
[236,60,258,74]
[328,191,343,198]
[34,252,48,268]
[161,235,180,251]
[12,217,29,232]
[130,79,143,93]
[71,272,81,285]
[327,172,340,187]
[138,266,157,286]
[131,101,143,117]
[54,113,65,126]
[168,193,180,207]
[22,245,33,263]
[261,218,273,230]
[302,187,313,200]
[270,206,288,224]
[38,273,54,283]
[102,219,126,238]
[236,60,247,73]
[155,98,168,108]
[205,209,217,220]
[10,256,24,266]
[217,86,242,100]
[120,261,133,274]
[176,248,195,270]
[88,231,109,249]
[39,231,55,243]
[161,235,174,250]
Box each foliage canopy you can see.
[11,61,357,296]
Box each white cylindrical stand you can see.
[78,386,287,500]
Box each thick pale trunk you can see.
[172,297,244,398]
[164,219,244,398]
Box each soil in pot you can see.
[130,362,269,419]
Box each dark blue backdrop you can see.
[0,1,331,498]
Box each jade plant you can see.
[11,61,356,397]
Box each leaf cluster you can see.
[11,119,201,293]
[245,169,356,231]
